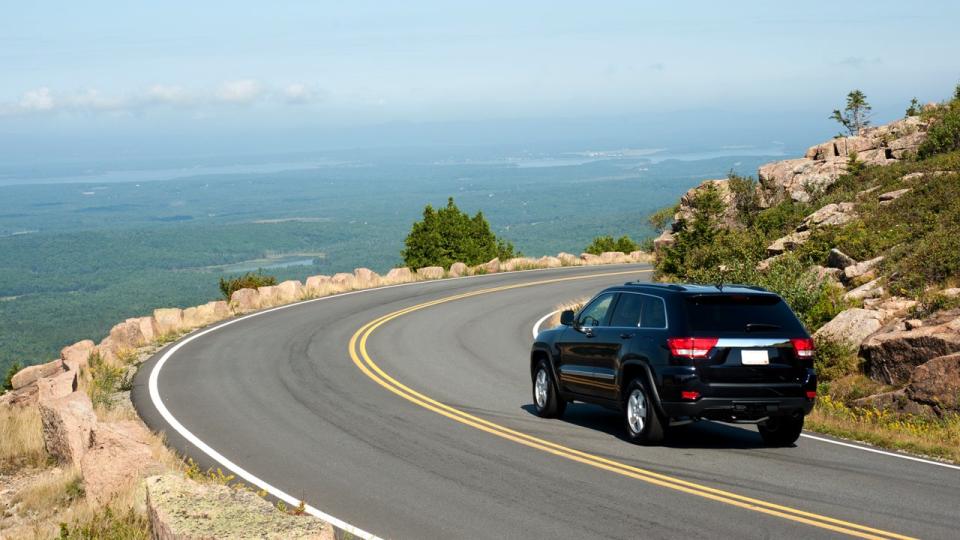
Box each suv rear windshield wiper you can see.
[745,323,781,332]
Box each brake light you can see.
[791,338,816,359]
[680,390,700,400]
[667,337,719,359]
[806,390,817,399]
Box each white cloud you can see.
[0,79,323,116]
[145,84,191,105]
[216,79,263,104]
[19,87,55,111]
[282,83,316,104]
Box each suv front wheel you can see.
[532,360,566,418]
[758,415,804,447]
[623,378,665,445]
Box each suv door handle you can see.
[620,333,635,339]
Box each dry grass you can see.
[6,473,149,540]
[0,405,47,472]
[12,466,83,514]
[807,395,960,463]
[544,298,588,329]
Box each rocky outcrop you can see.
[304,274,331,294]
[580,253,603,265]
[384,267,415,282]
[537,256,562,268]
[276,280,305,304]
[766,230,811,256]
[257,285,281,307]
[907,352,960,413]
[843,278,884,301]
[82,421,162,505]
[330,273,355,289]
[231,288,261,312]
[416,266,444,280]
[759,116,928,206]
[353,268,379,288]
[862,309,960,385]
[146,474,334,540]
[827,248,856,269]
[815,308,886,349]
[36,370,77,404]
[797,202,857,231]
[10,359,64,390]
[448,262,468,276]
[879,188,910,204]
[630,250,654,263]
[557,252,579,266]
[153,308,185,336]
[482,257,501,274]
[39,391,97,465]
[653,229,675,252]
[60,340,97,372]
[600,251,632,264]
[675,179,738,228]
[843,256,884,283]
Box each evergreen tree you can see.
[830,90,872,135]
[402,198,515,268]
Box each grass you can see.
[807,395,960,463]
[13,467,84,514]
[0,405,47,472]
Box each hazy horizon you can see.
[3,1,959,167]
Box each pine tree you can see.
[402,198,515,268]
[830,90,872,135]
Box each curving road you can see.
[133,265,960,539]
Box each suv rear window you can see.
[684,294,805,334]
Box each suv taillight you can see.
[667,337,719,359]
[790,337,815,359]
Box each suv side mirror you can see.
[559,310,575,326]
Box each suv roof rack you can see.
[624,282,769,293]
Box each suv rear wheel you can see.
[532,360,566,418]
[758,415,804,447]
[623,378,664,445]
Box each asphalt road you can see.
[133,264,960,539]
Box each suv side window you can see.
[640,295,667,329]
[609,293,644,327]
[578,293,615,327]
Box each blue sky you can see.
[1,1,959,160]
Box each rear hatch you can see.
[682,294,811,388]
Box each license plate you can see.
[741,350,769,365]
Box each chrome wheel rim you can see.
[534,369,549,409]
[627,388,647,434]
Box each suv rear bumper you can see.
[660,396,814,422]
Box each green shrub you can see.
[918,100,960,158]
[58,506,149,540]
[727,173,761,226]
[646,203,678,232]
[584,235,637,255]
[87,352,126,409]
[402,197,516,269]
[814,336,859,382]
[3,361,22,392]
[218,271,277,300]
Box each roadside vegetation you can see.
[218,271,277,300]
[402,197,517,269]
[583,235,638,255]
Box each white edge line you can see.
[532,309,561,339]
[148,264,647,540]
[530,309,960,472]
[798,433,960,471]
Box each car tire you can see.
[758,415,804,447]
[532,360,566,418]
[623,378,665,445]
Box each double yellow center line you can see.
[347,270,914,540]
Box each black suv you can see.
[530,283,817,446]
